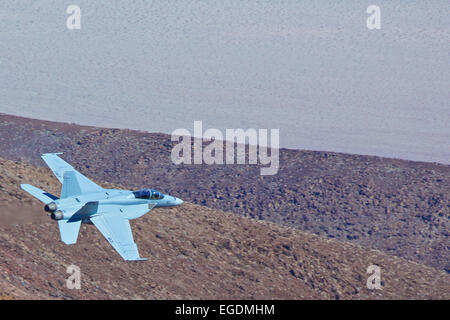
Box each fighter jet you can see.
[20,153,183,261]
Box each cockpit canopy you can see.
[133,189,164,200]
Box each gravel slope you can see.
[0,114,448,273]
[0,158,449,299]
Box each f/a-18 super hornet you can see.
[20,153,183,261]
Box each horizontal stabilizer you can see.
[20,184,58,203]
[58,219,82,244]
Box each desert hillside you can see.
[0,158,449,299]
[0,114,448,273]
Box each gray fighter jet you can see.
[21,153,183,261]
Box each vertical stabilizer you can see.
[61,171,82,198]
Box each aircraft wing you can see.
[41,153,103,197]
[90,206,151,261]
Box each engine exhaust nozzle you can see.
[50,210,64,220]
[44,202,57,212]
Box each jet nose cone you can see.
[175,197,183,205]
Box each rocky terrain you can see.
[0,158,449,299]
[0,113,448,274]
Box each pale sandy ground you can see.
[0,1,449,163]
